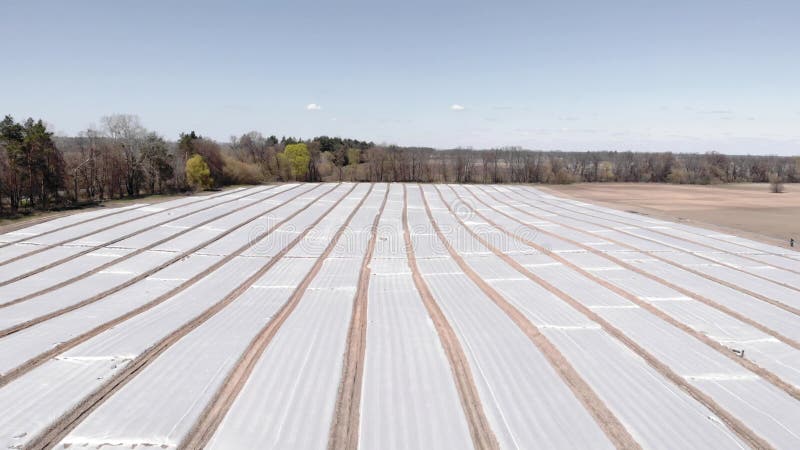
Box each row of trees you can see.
[241,144,800,186]
[221,132,800,186]
[2,113,798,217]
[0,116,65,214]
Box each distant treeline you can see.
[1,113,798,217]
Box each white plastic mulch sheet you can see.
[205,185,384,449]
[359,184,473,449]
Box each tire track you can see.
[487,186,800,318]
[0,185,286,306]
[181,183,375,449]
[421,185,641,450]
[464,185,800,352]
[0,186,249,268]
[514,186,800,278]
[25,183,357,449]
[400,184,499,450]
[449,185,800,403]
[0,183,330,387]
[328,185,389,450]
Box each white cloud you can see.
[700,109,733,115]
[306,103,322,111]
[450,104,465,111]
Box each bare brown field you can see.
[541,183,800,248]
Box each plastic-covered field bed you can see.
[0,183,798,450]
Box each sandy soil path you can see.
[489,187,800,318]
[181,184,374,449]
[453,185,800,403]
[327,186,390,450]
[0,185,284,307]
[0,187,247,265]
[402,184,500,450]
[27,183,354,448]
[0,185,313,345]
[423,185,641,450]
[444,185,777,448]
[527,187,800,278]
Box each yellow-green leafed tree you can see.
[284,143,310,181]
[186,154,213,190]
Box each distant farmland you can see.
[0,183,799,449]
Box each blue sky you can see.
[1,0,798,154]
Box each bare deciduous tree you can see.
[768,172,785,193]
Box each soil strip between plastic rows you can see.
[0,192,220,249]
[510,186,800,280]
[181,183,375,449]
[472,188,800,402]
[0,183,326,387]
[484,185,800,323]
[0,185,307,339]
[0,185,280,303]
[532,186,800,263]
[327,185,389,450]
[0,187,248,266]
[26,183,355,449]
[444,185,774,449]
[456,183,800,402]
[421,185,641,450]
[469,185,800,353]
[401,184,500,450]
[0,189,258,284]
